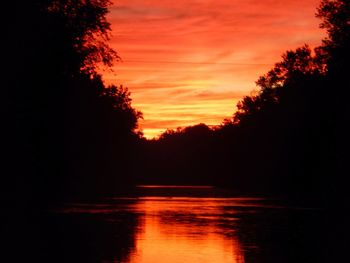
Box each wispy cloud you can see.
[104,0,324,138]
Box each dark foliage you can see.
[3,1,349,262]
[4,1,143,261]
[137,0,350,208]
[4,0,142,203]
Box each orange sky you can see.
[102,0,325,138]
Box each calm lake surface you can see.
[51,186,329,263]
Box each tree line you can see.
[3,0,349,205]
[4,0,142,204]
[3,1,349,262]
[136,0,350,205]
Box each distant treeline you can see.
[3,1,348,262]
[135,0,350,205]
[4,0,349,206]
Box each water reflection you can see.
[53,186,327,263]
[129,197,247,263]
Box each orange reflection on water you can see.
[129,197,245,263]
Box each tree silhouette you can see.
[317,0,350,53]
[45,0,117,73]
[99,84,143,132]
[4,1,144,261]
[135,0,349,204]
[5,0,142,202]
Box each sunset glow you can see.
[103,0,325,138]
[130,197,245,263]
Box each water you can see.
[50,186,328,263]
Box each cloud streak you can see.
[104,0,325,138]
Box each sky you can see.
[102,0,325,138]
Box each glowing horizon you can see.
[103,0,325,138]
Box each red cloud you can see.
[104,0,325,138]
